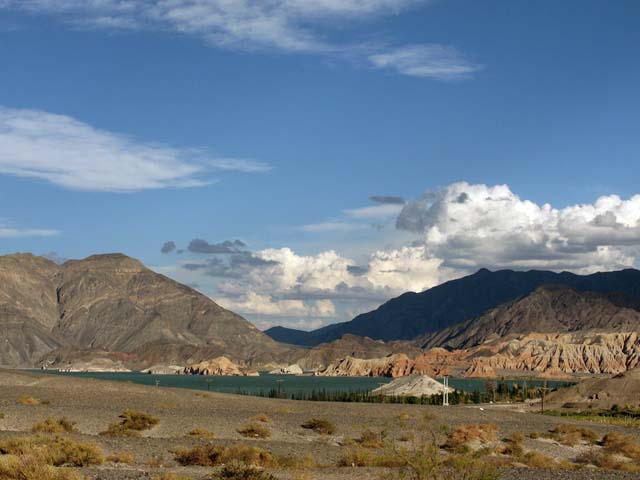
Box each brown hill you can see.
[545,366,640,409]
[420,285,640,350]
[0,253,289,368]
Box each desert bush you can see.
[32,417,77,434]
[600,431,640,459]
[0,435,103,467]
[301,418,335,435]
[17,395,41,406]
[529,431,541,439]
[498,433,524,457]
[575,449,640,472]
[521,451,553,468]
[173,443,276,468]
[549,424,599,446]
[106,451,135,465]
[250,414,270,423]
[186,427,215,438]
[442,424,499,452]
[0,454,83,480]
[275,454,316,469]
[101,410,159,437]
[238,422,271,439]
[214,463,278,480]
[356,429,386,448]
[397,412,411,421]
[339,446,405,468]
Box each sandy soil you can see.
[0,369,638,479]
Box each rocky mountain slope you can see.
[266,268,640,345]
[420,285,640,349]
[0,253,290,368]
[318,287,640,378]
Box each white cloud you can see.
[397,182,640,273]
[0,107,267,192]
[344,203,404,219]
[217,291,336,318]
[369,44,482,79]
[0,225,59,238]
[0,0,479,80]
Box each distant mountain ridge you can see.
[0,253,289,368]
[265,268,640,346]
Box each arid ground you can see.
[0,369,638,479]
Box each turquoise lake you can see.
[37,371,572,397]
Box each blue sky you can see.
[1,0,639,330]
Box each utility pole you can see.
[443,376,449,406]
[540,380,549,414]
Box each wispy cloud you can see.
[344,203,404,219]
[0,107,269,192]
[0,221,58,238]
[209,158,272,173]
[0,1,481,80]
[369,44,482,79]
[300,221,368,233]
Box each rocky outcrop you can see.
[293,334,421,371]
[371,374,453,397]
[268,364,303,375]
[464,332,640,377]
[0,253,291,368]
[141,365,184,375]
[184,356,243,376]
[319,332,640,378]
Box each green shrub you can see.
[101,410,159,437]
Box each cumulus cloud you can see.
[0,1,479,80]
[0,107,267,192]
[368,44,482,79]
[167,182,640,329]
[187,238,247,254]
[397,182,640,273]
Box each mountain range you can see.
[2,252,640,377]
[266,268,640,346]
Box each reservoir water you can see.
[37,370,572,397]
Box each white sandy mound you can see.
[268,364,304,375]
[371,374,453,397]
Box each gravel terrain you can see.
[0,369,638,479]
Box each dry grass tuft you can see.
[31,418,77,434]
[238,422,271,439]
[106,451,135,465]
[338,446,405,468]
[250,414,270,423]
[173,443,276,468]
[355,429,386,449]
[17,395,41,406]
[576,449,640,472]
[214,463,278,480]
[549,424,599,446]
[186,427,215,438]
[101,410,159,437]
[0,435,104,467]
[0,454,83,480]
[443,424,500,452]
[600,431,640,460]
[301,418,336,435]
[521,451,553,468]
